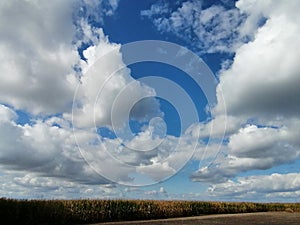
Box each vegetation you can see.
[1,198,299,225]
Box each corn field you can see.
[1,198,299,225]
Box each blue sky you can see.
[0,0,300,202]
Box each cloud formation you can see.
[0,0,79,115]
[208,173,300,201]
[0,0,165,195]
[141,0,248,53]
[0,0,198,194]
[1,0,300,201]
[189,0,300,189]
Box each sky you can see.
[0,0,300,202]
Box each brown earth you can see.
[92,212,300,225]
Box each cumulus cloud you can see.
[0,0,171,194]
[0,171,119,199]
[77,125,200,185]
[67,22,162,129]
[2,0,299,201]
[0,0,79,115]
[144,186,168,197]
[0,0,121,115]
[0,105,17,122]
[192,124,300,183]
[190,0,300,185]
[0,0,112,189]
[208,173,300,201]
[0,105,110,185]
[0,0,197,190]
[215,1,300,119]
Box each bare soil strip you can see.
[93,212,300,225]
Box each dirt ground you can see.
[95,212,300,225]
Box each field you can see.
[98,212,300,225]
[1,198,300,225]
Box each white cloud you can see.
[0,0,121,115]
[0,0,144,193]
[0,0,79,115]
[0,104,176,187]
[0,0,212,192]
[0,171,120,199]
[81,0,120,19]
[191,124,300,183]
[2,0,299,201]
[141,0,247,53]
[0,105,17,122]
[188,115,244,139]
[208,173,300,201]
[144,186,168,197]
[191,0,300,184]
[215,2,300,118]
[229,125,300,160]
[137,161,176,181]
[68,23,162,129]
[77,126,200,185]
[0,108,110,185]
[140,2,169,17]
[0,0,169,190]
